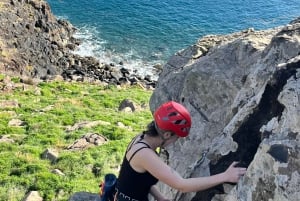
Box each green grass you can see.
[0,75,153,201]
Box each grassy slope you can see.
[0,74,153,201]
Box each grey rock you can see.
[69,192,100,201]
[41,148,59,163]
[22,191,43,201]
[150,18,300,201]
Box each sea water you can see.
[46,0,300,79]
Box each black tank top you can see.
[116,136,158,201]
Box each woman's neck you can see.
[142,134,162,150]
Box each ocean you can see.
[46,0,300,79]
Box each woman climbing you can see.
[115,101,246,201]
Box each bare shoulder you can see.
[125,141,156,169]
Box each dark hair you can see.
[143,121,170,164]
[142,121,159,137]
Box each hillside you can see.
[0,74,153,201]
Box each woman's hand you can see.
[224,161,247,183]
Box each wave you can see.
[71,26,162,80]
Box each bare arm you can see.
[135,149,246,193]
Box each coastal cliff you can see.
[0,0,76,77]
[0,0,156,88]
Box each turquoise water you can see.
[46,0,300,77]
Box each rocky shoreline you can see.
[0,0,157,88]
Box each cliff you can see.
[0,0,156,88]
[150,18,300,201]
[0,0,76,77]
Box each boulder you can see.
[23,191,43,201]
[150,18,300,201]
[69,192,100,201]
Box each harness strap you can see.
[114,189,141,201]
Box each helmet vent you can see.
[168,112,178,117]
[174,119,187,125]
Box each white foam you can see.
[71,26,160,81]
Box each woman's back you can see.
[116,136,158,201]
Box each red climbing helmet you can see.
[154,101,191,137]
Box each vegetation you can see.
[0,74,153,201]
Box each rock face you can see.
[150,18,300,201]
[0,0,77,78]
